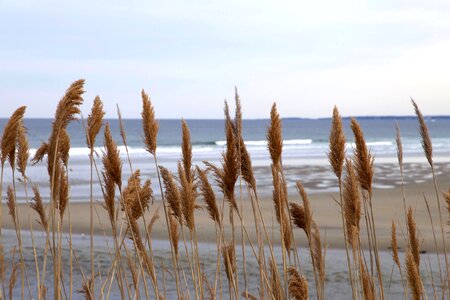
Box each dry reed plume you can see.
[328,106,346,179]
[142,89,159,155]
[287,267,308,300]
[1,106,26,168]
[86,96,105,150]
[350,118,374,196]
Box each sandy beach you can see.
[5,167,449,253]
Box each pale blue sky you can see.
[1,0,450,118]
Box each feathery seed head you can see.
[411,99,433,166]
[1,106,26,167]
[102,123,122,189]
[328,106,346,179]
[350,117,374,196]
[142,90,159,155]
[267,103,283,166]
[86,96,105,150]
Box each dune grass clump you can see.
[0,80,449,299]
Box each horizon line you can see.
[4,114,450,121]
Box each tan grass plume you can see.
[411,99,433,166]
[269,257,283,300]
[159,166,182,223]
[222,101,238,211]
[86,96,105,150]
[395,123,403,168]
[407,206,420,267]
[32,79,84,176]
[169,214,179,257]
[30,185,47,230]
[102,171,116,228]
[406,249,422,300]
[444,188,450,226]
[122,170,152,220]
[360,258,374,300]
[391,221,400,270]
[102,123,122,189]
[1,106,26,168]
[350,117,374,196]
[16,122,29,177]
[58,167,69,219]
[287,267,308,300]
[222,241,236,284]
[177,162,196,230]
[267,103,282,167]
[181,120,193,182]
[343,159,361,248]
[328,106,346,179]
[142,90,159,155]
[6,186,16,227]
[196,166,221,226]
[296,181,312,236]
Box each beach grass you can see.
[0,79,449,300]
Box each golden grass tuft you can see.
[287,267,308,300]
[343,159,361,247]
[444,189,450,226]
[178,162,196,230]
[6,186,16,227]
[142,90,159,155]
[350,117,374,196]
[37,79,84,178]
[407,206,420,268]
[411,99,433,166]
[168,214,179,257]
[159,166,182,223]
[181,120,193,182]
[328,106,346,179]
[406,249,422,300]
[101,171,116,228]
[122,170,153,220]
[267,103,282,167]
[391,221,400,270]
[222,102,239,211]
[222,241,236,284]
[395,123,403,167]
[59,128,71,167]
[296,181,312,236]
[360,259,374,300]
[196,166,221,226]
[1,106,26,167]
[31,142,48,165]
[30,185,47,230]
[268,257,283,299]
[58,167,69,219]
[86,96,105,150]
[290,202,306,232]
[102,123,122,189]
[16,122,29,177]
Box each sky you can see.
[1,0,450,119]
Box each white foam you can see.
[216,139,312,147]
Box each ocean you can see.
[1,116,450,202]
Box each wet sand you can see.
[4,163,450,253]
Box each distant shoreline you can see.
[2,115,450,121]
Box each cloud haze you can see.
[1,0,450,118]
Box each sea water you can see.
[1,116,450,202]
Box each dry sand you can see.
[4,174,449,253]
